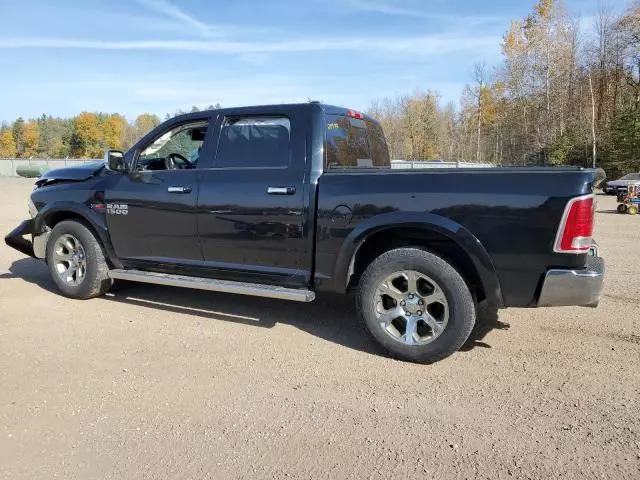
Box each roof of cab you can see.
[169,102,377,124]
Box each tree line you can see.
[0,0,638,178]
[368,0,639,177]
[0,105,221,160]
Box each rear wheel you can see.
[618,204,628,214]
[46,220,113,299]
[356,248,476,364]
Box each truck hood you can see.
[35,161,105,186]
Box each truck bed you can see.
[314,167,605,307]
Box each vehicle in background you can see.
[602,173,640,195]
[5,103,605,364]
[616,185,640,214]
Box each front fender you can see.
[334,211,504,307]
[34,201,122,268]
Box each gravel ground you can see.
[0,176,638,479]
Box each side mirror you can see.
[105,150,127,172]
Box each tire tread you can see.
[356,247,476,363]
[46,220,112,299]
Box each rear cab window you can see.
[325,112,390,169]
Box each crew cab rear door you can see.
[196,106,309,286]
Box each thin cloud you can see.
[133,0,215,38]
[346,0,440,19]
[0,35,500,55]
[344,0,500,24]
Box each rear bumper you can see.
[4,219,49,259]
[537,255,605,308]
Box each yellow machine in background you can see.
[617,184,640,214]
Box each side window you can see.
[215,116,290,168]
[138,120,208,171]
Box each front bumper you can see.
[537,254,605,308]
[4,219,50,259]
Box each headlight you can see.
[28,198,37,218]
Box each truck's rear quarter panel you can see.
[315,168,601,307]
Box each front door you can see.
[196,110,308,285]
[106,117,214,265]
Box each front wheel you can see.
[46,220,113,299]
[356,248,476,364]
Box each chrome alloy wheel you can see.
[374,270,449,345]
[53,234,87,286]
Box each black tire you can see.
[356,248,476,364]
[46,220,113,299]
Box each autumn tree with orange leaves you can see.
[0,128,17,158]
[367,0,639,176]
[22,121,40,158]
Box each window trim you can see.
[209,114,292,170]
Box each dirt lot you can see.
[0,176,638,480]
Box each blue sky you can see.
[0,0,626,122]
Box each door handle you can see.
[167,186,192,194]
[267,186,296,195]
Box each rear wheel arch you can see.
[341,221,503,307]
[348,227,484,300]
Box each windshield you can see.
[620,173,640,180]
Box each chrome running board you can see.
[108,269,316,302]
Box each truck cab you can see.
[105,104,314,289]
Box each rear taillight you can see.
[554,194,595,254]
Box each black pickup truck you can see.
[5,103,605,363]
